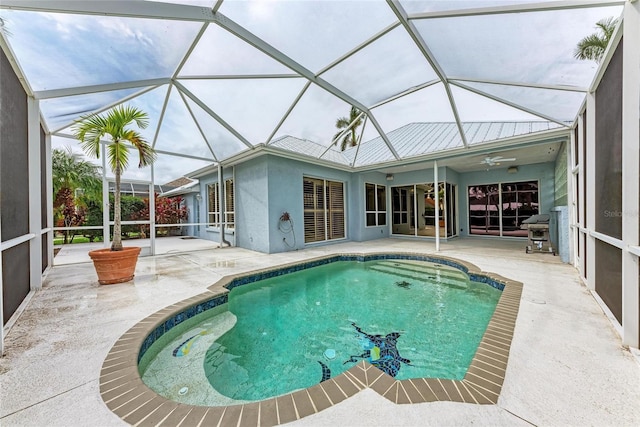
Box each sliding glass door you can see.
[391,182,457,238]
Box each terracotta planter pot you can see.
[88,247,141,285]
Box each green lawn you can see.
[53,236,95,245]
[53,233,147,245]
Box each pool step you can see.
[376,260,468,281]
[368,264,468,290]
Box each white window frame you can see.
[207,179,235,230]
[303,176,346,244]
[207,182,220,228]
[364,182,386,227]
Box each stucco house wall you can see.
[188,154,557,254]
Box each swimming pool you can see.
[139,258,501,404]
[100,253,523,426]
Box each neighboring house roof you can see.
[161,178,200,197]
[108,182,170,197]
[162,177,196,189]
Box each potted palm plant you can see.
[72,105,156,285]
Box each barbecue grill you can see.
[521,214,555,255]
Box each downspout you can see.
[218,163,231,247]
[434,160,440,252]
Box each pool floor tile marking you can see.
[303,389,319,413]
[219,404,242,427]
[158,404,192,427]
[484,327,513,340]
[368,369,396,396]
[401,379,425,403]
[475,346,509,364]
[110,388,149,413]
[101,381,139,404]
[306,384,332,412]
[462,380,498,404]
[396,382,411,404]
[344,365,367,387]
[100,374,135,394]
[197,406,225,427]
[332,371,362,396]
[276,394,297,424]
[471,358,507,378]
[100,375,139,398]
[410,378,436,402]
[122,393,156,419]
[469,373,503,395]
[464,376,501,400]
[426,378,451,402]
[442,380,464,402]
[116,391,156,419]
[240,402,260,427]
[180,406,208,427]
[467,365,505,386]
[259,398,278,427]
[320,379,348,404]
[484,327,514,341]
[123,396,166,425]
[136,402,176,427]
[291,389,316,419]
[454,380,476,403]
[382,382,398,402]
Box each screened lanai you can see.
[0,0,627,254]
[2,2,640,425]
[1,1,640,352]
[0,0,625,179]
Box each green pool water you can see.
[140,259,500,405]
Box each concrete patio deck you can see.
[1,237,639,426]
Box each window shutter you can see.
[225,179,234,228]
[303,177,344,242]
[327,180,344,240]
[303,178,325,242]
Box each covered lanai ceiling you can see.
[0,0,625,182]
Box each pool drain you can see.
[178,387,188,395]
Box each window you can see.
[225,179,234,229]
[207,179,234,228]
[501,181,538,236]
[207,183,220,227]
[468,180,538,237]
[365,183,386,226]
[392,187,409,225]
[303,177,345,243]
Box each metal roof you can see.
[268,121,565,168]
[269,135,351,166]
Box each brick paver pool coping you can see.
[99,252,523,426]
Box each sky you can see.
[0,0,623,183]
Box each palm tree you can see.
[72,105,156,251]
[52,146,101,200]
[574,17,618,63]
[52,147,102,243]
[333,106,363,151]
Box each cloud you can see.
[3,1,622,185]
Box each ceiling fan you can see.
[480,155,516,166]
